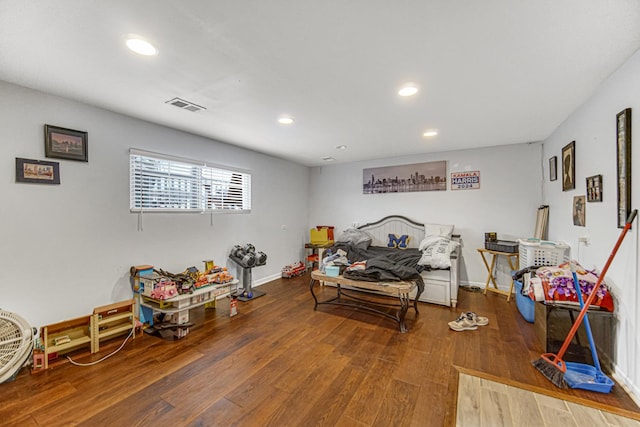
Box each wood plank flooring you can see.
[1,272,639,426]
[457,373,640,426]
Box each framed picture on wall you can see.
[562,141,575,191]
[616,108,632,228]
[549,156,557,181]
[586,174,602,202]
[45,124,88,162]
[362,161,447,194]
[573,195,586,227]
[15,157,60,184]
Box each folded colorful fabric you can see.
[533,262,614,312]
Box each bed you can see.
[353,215,461,307]
[309,215,461,331]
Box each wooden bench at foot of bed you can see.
[309,270,421,332]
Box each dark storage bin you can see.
[534,303,614,374]
[485,240,519,253]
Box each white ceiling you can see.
[1,1,640,167]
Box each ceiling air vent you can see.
[165,97,206,112]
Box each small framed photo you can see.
[549,156,557,181]
[562,141,575,191]
[45,124,88,162]
[16,157,60,184]
[573,195,586,227]
[586,174,602,202]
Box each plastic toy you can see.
[177,281,194,295]
[194,267,234,288]
[206,269,234,284]
[282,261,306,278]
[150,280,178,300]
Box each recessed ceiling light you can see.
[125,35,158,56]
[423,129,438,137]
[278,115,295,125]
[322,156,336,162]
[398,83,419,97]
[336,145,347,150]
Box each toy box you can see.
[310,226,335,245]
[316,225,334,241]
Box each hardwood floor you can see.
[1,272,639,426]
[457,373,640,426]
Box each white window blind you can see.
[130,149,251,213]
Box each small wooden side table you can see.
[477,248,519,302]
[304,242,333,270]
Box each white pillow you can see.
[424,223,454,239]
[418,235,441,251]
[418,237,459,269]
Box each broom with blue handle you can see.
[570,263,602,371]
[564,262,613,390]
[532,209,636,388]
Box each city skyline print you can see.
[363,160,447,194]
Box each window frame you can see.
[129,148,251,214]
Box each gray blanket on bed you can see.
[331,243,426,294]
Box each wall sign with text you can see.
[450,170,480,190]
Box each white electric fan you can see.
[0,310,34,383]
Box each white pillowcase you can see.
[418,236,459,269]
[424,223,454,239]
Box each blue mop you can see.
[563,263,614,393]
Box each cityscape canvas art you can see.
[363,161,447,194]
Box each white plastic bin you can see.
[518,239,570,269]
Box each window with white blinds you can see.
[130,149,251,213]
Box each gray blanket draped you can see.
[331,243,426,294]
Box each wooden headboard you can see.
[357,215,425,249]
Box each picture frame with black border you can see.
[562,141,575,191]
[549,156,557,181]
[15,157,60,184]
[44,124,88,162]
[616,108,631,228]
[586,174,602,202]
[572,195,586,227]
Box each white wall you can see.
[309,142,543,288]
[0,81,309,328]
[541,48,640,399]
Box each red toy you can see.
[282,261,306,278]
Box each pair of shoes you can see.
[448,313,478,331]
[466,311,489,326]
[448,312,489,331]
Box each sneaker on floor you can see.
[448,313,478,331]
[466,312,489,326]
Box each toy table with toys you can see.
[138,280,238,339]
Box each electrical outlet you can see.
[578,236,590,245]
